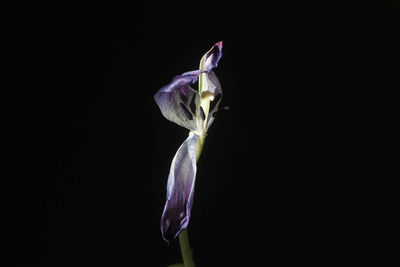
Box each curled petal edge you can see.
[202,41,223,72]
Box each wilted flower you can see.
[154,42,224,243]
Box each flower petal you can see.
[205,71,223,124]
[154,70,204,130]
[202,41,223,72]
[160,134,199,243]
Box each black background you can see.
[2,1,398,266]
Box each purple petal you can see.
[154,70,204,130]
[202,41,223,72]
[161,134,199,243]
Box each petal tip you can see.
[202,41,223,71]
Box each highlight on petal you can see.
[154,70,204,131]
[160,134,199,243]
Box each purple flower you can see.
[154,42,223,243]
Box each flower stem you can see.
[196,135,205,162]
[178,229,195,267]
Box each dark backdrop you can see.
[2,1,398,266]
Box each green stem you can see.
[178,229,195,267]
[196,135,205,162]
[178,135,205,267]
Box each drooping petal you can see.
[202,41,223,72]
[154,70,204,131]
[160,134,199,243]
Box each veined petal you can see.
[161,134,199,243]
[154,70,204,131]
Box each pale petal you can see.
[205,71,222,121]
[154,71,204,131]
